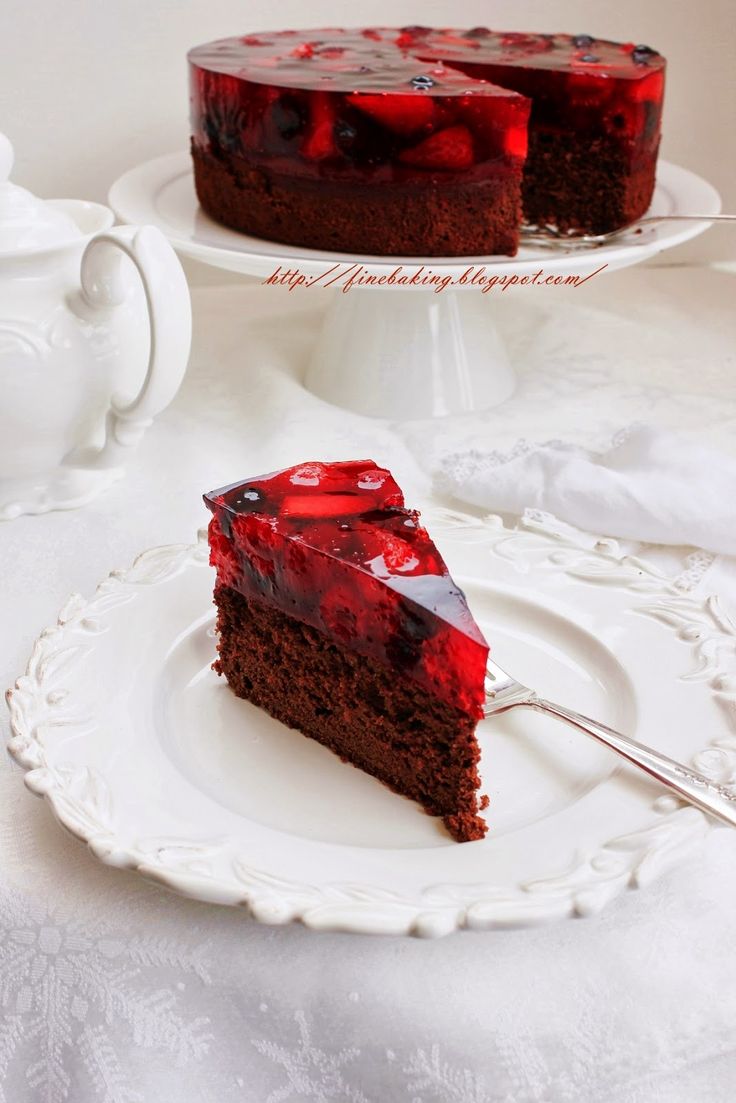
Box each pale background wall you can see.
[1,0,734,275]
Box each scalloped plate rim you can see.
[6,510,732,937]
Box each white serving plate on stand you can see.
[110,155,720,419]
[7,509,733,938]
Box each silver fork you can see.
[522,213,736,250]
[484,657,736,828]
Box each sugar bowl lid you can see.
[0,132,82,252]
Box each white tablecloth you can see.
[2,264,736,1103]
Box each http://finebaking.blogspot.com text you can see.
[263,261,608,294]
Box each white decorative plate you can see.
[7,510,733,937]
[109,155,721,279]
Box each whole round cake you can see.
[189,27,665,257]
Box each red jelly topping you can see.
[189,29,531,185]
[436,33,664,160]
[189,28,664,183]
[204,461,489,719]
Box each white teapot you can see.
[0,133,191,519]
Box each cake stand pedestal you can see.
[305,285,515,418]
[110,154,720,420]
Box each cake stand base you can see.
[305,287,515,419]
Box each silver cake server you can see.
[522,213,736,250]
[484,657,736,828]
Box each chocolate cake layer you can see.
[213,583,488,842]
[192,144,522,256]
[522,131,659,233]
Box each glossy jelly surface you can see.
[437,32,664,159]
[205,460,490,718]
[189,29,531,183]
[189,27,664,180]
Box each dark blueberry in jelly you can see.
[572,34,595,47]
[334,120,359,152]
[632,44,659,64]
[333,109,397,166]
[272,98,305,141]
[203,114,220,151]
[402,609,433,643]
[580,54,600,63]
[386,632,422,670]
[467,27,492,38]
[410,74,435,89]
[204,103,245,155]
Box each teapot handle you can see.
[69,224,191,470]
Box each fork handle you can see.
[638,214,736,223]
[525,697,736,829]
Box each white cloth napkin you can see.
[437,424,736,555]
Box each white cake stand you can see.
[110,155,720,419]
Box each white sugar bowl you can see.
[0,133,191,519]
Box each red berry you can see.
[504,125,528,159]
[300,92,337,160]
[399,125,475,170]
[281,493,366,519]
[378,534,420,573]
[346,92,437,136]
[319,586,360,642]
[289,463,327,486]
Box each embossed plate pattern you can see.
[6,510,734,937]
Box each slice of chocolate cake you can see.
[204,460,490,841]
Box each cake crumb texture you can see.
[213,583,488,842]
